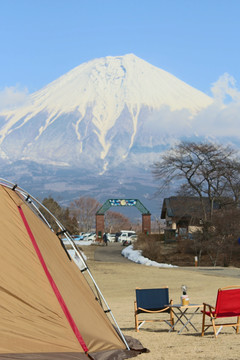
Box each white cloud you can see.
[138,73,240,142]
[0,86,29,112]
[189,74,240,139]
[134,74,240,144]
[211,73,240,103]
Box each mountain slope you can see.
[0,54,213,172]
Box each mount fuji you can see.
[0,54,214,215]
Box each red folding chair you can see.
[201,286,240,338]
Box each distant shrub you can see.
[134,234,164,263]
[134,233,240,267]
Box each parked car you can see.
[117,230,136,242]
[61,235,82,242]
[129,234,138,242]
[71,235,83,241]
[122,239,132,246]
[82,232,92,240]
[107,233,116,242]
[115,232,121,242]
[122,234,138,246]
[84,232,96,241]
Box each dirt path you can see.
[181,266,240,279]
[94,242,131,263]
[92,242,240,278]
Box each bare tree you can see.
[221,158,240,204]
[152,141,240,220]
[70,197,101,232]
[207,207,240,266]
[151,215,165,236]
[152,141,240,265]
[105,211,131,233]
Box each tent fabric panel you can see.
[0,187,84,354]
[18,205,88,353]
[0,334,148,360]
[0,353,89,359]
[0,336,148,360]
[20,199,126,353]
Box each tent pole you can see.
[56,231,130,350]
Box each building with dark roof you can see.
[161,196,220,240]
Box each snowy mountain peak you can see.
[0,54,213,171]
[29,53,212,115]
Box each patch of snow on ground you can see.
[68,249,88,271]
[122,245,177,268]
[72,240,93,246]
[66,240,93,270]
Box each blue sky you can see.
[0,0,239,97]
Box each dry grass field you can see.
[81,244,240,360]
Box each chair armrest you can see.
[203,303,215,310]
[202,303,215,315]
[137,306,170,313]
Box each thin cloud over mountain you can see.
[0,86,29,111]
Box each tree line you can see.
[40,196,132,235]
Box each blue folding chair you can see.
[134,287,174,331]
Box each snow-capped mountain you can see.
[0,54,212,172]
[0,54,215,213]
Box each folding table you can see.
[168,304,203,334]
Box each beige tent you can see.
[0,180,145,359]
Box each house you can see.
[161,196,219,240]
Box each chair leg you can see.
[201,311,206,336]
[211,317,217,338]
[170,300,174,330]
[134,301,139,332]
[236,316,240,334]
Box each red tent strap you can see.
[18,205,88,353]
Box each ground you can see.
[78,242,240,360]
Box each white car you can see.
[84,232,96,241]
[129,234,138,242]
[122,235,138,246]
[118,231,136,242]
[107,233,116,242]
